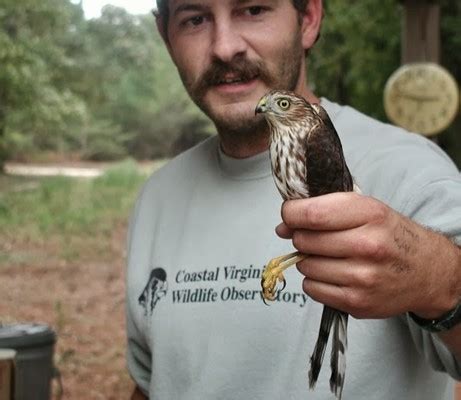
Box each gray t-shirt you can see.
[126,98,461,399]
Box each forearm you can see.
[415,242,461,360]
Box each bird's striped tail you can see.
[308,307,348,400]
[330,310,348,399]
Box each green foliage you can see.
[0,1,211,165]
[96,11,211,159]
[310,0,461,166]
[310,0,401,120]
[79,119,129,161]
[0,160,148,261]
[0,0,460,166]
[0,0,86,166]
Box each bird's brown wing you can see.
[305,105,353,197]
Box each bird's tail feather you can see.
[330,311,348,400]
[308,307,348,400]
[308,306,335,389]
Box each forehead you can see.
[167,0,282,12]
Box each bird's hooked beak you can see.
[255,96,268,115]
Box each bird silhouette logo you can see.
[138,268,168,315]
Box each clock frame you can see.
[384,62,459,136]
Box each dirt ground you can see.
[0,224,134,399]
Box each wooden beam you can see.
[402,0,440,63]
[0,350,16,400]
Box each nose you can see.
[211,20,247,63]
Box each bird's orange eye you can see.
[278,99,290,110]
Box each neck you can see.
[218,124,270,159]
[298,82,320,104]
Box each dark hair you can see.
[154,0,309,38]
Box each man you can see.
[126,0,461,399]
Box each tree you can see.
[0,0,86,167]
[310,0,461,166]
[1,1,459,166]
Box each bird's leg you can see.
[261,251,306,303]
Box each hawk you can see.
[255,90,355,399]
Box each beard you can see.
[176,31,305,138]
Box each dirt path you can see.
[4,161,124,179]
[4,160,163,179]
[4,163,105,178]
[0,227,134,399]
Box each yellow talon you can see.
[261,252,306,303]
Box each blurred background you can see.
[0,0,460,399]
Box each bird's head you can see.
[255,90,319,130]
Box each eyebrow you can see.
[233,0,279,5]
[232,0,253,5]
[172,0,277,17]
[172,3,209,17]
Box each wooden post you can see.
[401,0,440,63]
[400,0,444,142]
[0,350,16,400]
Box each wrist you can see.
[409,244,461,332]
[411,243,461,320]
[409,301,461,332]
[411,293,459,321]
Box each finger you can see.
[275,223,293,239]
[302,278,350,314]
[291,225,383,258]
[281,193,388,231]
[297,256,356,287]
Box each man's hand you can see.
[277,192,461,320]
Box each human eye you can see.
[247,6,264,16]
[180,14,206,28]
[240,5,270,18]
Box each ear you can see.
[300,0,323,50]
[155,14,176,60]
[155,14,169,45]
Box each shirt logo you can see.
[138,268,168,315]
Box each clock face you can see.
[384,63,459,136]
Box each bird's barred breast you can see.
[270,139,310,200]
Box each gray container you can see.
[0,324,56,400]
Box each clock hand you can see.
[395,90,440,102]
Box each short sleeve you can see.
[126,310,152,395]
[126,200,152,396]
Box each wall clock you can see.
[384,62,459,136]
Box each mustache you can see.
[193,57,272,96]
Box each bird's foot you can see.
[261,251,306,304]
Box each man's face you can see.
[164,0,307,134]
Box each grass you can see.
[0,159,153,265]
